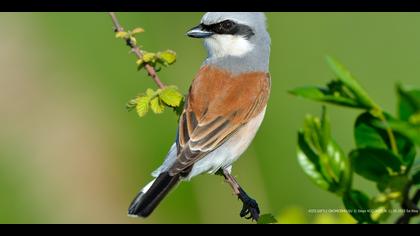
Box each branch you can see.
[108,12,166,89]
[375,110,399,156]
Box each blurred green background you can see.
[0,12,419,224]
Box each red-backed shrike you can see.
[128,12,271,221]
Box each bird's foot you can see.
[238,188,260,221]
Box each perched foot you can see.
[219,169,260,221]
[238,188,260,221]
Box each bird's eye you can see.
[221,20,234,30]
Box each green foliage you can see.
[350,148,403,183]
[343,190,375,224]
[292,56,420,224]
[159,85,184,107]
[127,86,184,118]
[115,27,144,47]
[290,56,377,109]
[136,95,150,117]
[289,83,362,108]
[257,214,278,224]
[325,56,377,109]
[114,25,184,118]
[297,107,351,195]
[397,84,420,122]
[137,50,177,71]
[150,97,165,114]
[392,84,420,145]
[386,120,420,146]
[354,112,416,166]
[158,50,177,66]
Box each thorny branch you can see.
[108,12,166,89]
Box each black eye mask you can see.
[201,20,255,39]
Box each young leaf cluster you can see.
[114,25,184,117]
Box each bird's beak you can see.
[186,24,213,38]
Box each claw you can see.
[240,207,250,218]
[238,188,260,221]
[220,171,261,222]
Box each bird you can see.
[128,12,271,221]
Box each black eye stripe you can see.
[201,20,255,38]
[202,20,237,34]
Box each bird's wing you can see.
[169,66,270,176]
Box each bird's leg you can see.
[219,168,260,221]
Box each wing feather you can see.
[169,66,270,176]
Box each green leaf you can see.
[143,52,156,63]
[158,50,177,66]
[350,148,403,183]
[326,56,376,109]
[150,97,165,114]
[369,192,394,222]
[354,112,416,167]
[386,119,420,146]
[298,132,331,191]
[115,31,128,39]
[410,112,420,125]
[370,203,392,223]
[297,108,351,194]
[376,175,408,193]
[129,36,137,46]
[257,214,278,224]
[291,56,377,110]
[126,97,137,112]
[289,86,361,108]
[397,84,420,122]
[174,97,185,119]
[371,191,402,222]
[354,112,389,150]
[135,96,150,117]
[136,59,144,65]
[343,190,375,224]
[130,27,145,35]
[159,86,184,107]
[320,106,331,148]
[146,88,155,97]
[136,59,145,71]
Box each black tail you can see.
[128,172,180,217]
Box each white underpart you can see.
[187,107,266,179]
[204,34,254,59]
[152,107,266,180]
[152,143,177,177]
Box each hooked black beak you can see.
[186,24,213,38]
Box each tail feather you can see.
[128,172,180,217]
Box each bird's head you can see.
[187,12,270,60]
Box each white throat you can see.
[204,35,254,59]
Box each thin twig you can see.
[375,110,399,156]
[108,12,166,89]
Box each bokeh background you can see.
[0,12,419,224]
